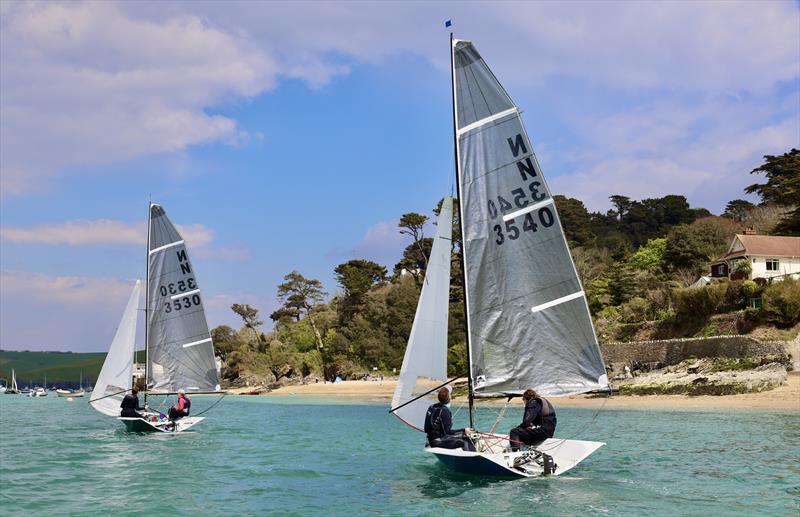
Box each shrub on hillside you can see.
[762,278,800,327]
[620,297,651,323]
[741,280,758,298]
[672,283,727,321]
[722,280,746,310]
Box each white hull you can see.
[118,415,205,433]
[428,436,604,478]
[56,389,72,397]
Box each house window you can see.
[752,258,756,264]
[766,259,779,271]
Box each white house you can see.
[710,231,800,281]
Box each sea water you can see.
[1,394,798,516]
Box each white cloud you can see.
[0,269,272,351]
[326,220,407,268]
[0,219,214,247]
[0,269,135,305]
[0,1,275,194]
[151,1,799,92]
[1,1,796,198]
[550,108,799,213]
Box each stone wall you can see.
[599,335,794,368]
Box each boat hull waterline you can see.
[427,437,604,478]
[118,416,205,433]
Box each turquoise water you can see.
[1,394,798,516]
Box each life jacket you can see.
[426,404,447,440]
[533,397,556,427]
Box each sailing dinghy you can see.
[390,36,610,478]
[90,204,222,432]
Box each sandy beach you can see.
[232,374,800,411]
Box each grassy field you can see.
[0,350,145,388]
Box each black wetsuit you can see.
[424,403,475,451]
[509,397,557,451]
[120,393,144,418]
[168,396,191,420]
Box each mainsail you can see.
[147,204,219,393]
[391,197,454,430]
[90,280,141,416]
[453,39,608,398]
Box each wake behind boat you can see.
[390,35,609,478]
[89,204,222,432]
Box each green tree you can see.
[334,259,387,323]
[210,325,240,360]
[745,149,800,235]
[274,271,327,352]
[553,195,592,247]
[231,304,263,349]
[722,199,756,221]
[761,278,800,326]
[393,238,433,288]
[627,238,666,272]
[397,212,430,289]
[663,225,711,274]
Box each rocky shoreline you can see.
[614,355,790,396]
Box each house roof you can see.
[711,235,800,264]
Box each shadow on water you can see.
[413,462,535,499]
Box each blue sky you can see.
[1,1,798,352]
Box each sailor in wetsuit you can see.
[424,387,475,451]
[120,387,147,418]
[168,390,191,420]
[509,388,557,451]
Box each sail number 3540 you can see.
[492,207,554,245]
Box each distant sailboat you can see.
[390,35,609,478]
[89,204,222,432]
[4,369,19,394]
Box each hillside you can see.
[0,350,145,388]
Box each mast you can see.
[450,32,476,429]
[144,202,152,404]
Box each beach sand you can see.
[236,374,800,411]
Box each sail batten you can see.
[454,40,608,398]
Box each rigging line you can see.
[88,388,132,403]
[489,398,510,434]
[388,375,464,413]
[534,392,611,453]
[193,392,227,417]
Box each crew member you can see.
[120,387,146,418]
[509,388,557,451]
[168,389,191,420]
[424,387,474,451]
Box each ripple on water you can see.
[1,396,798,515]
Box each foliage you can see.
[627,238,666,271]
[672,283,727,322]
[273,271,326,352]
[761,278,800,327]
[663,225,711,274]
[619,297,651,323]
[746,148,800,235]
[334,259,387,323]
[722,199,756,221]
[211,325,239,360]
[732,259,752,278]
[553,195,593,247]
[231,303,263,347]
[741,280,758,298]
